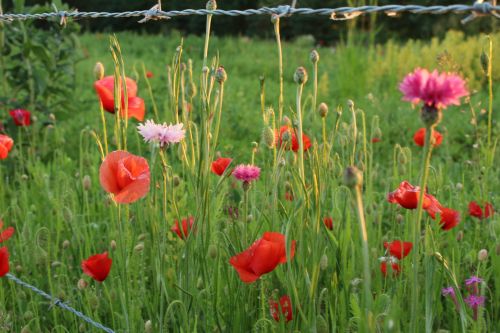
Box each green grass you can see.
[0,27,499,332]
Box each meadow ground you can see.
[0,28,499,332]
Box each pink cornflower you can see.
[137,120,185,147]
[233,164,261,183]
[441,286,455,297]
[465,276,483,286]
[399,68,468,109]
[464,295,485,308]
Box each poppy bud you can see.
[79,324,86,332]
[77,279,88,290]
[247,214,253,222]
[267,106,275,118]
[21,174,29,181]
[202,66,209,74]
[62,240,70,249]
[294,67,308,85]
[186,82,197,99]
[455,183,463,191]
[347,99,355,109]
[134,243,144,252]
[343,166,363,188]
[138,233,147,241]
[23,311,34,321]
[259,75,265,85]
[63,207,73,223]
[282,116,291,127]
[478,249,488,262]
[215,66,227,84]
[251,141,259,152]
[82,175,91,191]
[310,49,320,64]
[49,113,56,122]
[318,102,328,118]
[196,276,204,290]
[51,261,62,268]
[173,175,181,187]
[16,265,23,273]
[110,240,117,250]
[320,254,328,270]
[420,104,442,127]
[208,244,218,259]
[271,14,279,24]
[480,51,489,75]
[456,231,464,242]
[94,62,105,80]
[145,320,153,333]
[284,181,293,192]
[262,127,275,149]
[396,214,404,224]
[206,0,217,10]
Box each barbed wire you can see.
[0,3,499,24]
[5,273,115,333]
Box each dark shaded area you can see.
[4,0,499,43]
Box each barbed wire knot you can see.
[462,0,499,24]
[139,4,169,23]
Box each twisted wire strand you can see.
[5,273,115,333]
[0,4,499,22]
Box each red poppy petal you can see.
[0,247,9,277]
[0,227,15,243]
[99,151,132,195]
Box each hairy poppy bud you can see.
[396,214,404,224]
[23,311,34,321]
[282,116,291,127]
[145,320,153,333]
[110,240,117,250]
[343,166,363,188]
[196,277,204,290]
[94,62,104,80]
[320,254,328,270]
[138,233,147,241]
[310,50,320,64]
[215,66,227,84]
[77,279,88,290]
[62,240,70,249]
[186,82,197,98]
[206,0,217,10]
[347,99,355,109]
[478,249,488,261]
[455,183,463,191]
[262,127,275,149]
[456,230,464,242]
[480,51,489,75]
[134,243,144,252]
[294,67,308,85]
[318,102,328,118]
[317,315,329,333]
[173,175,181,187]
[208,244,218,259]
[82,175,91,191]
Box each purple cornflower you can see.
[465,276,483,286]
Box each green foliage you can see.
[0,1,83,116]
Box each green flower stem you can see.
[410,124,435,333]
[273,17,284,122]
[296,83,306,183]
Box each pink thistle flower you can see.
[399,68,468,109]
[233,164,261,183]
[137,120,185,147]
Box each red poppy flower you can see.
[94,75,145,121]
[229,232,296,283]
[270,295,293,322]
[383,240,413,260]
[0,134,14,160]
[371,137,381,143]
[0,220,14,243]
[211,157,232,176]
[99,150,150,204]
[387,181,441,217]
[413,128,443,147]
[285,192,294,201]
[171,216,195,239]
[468,201,494,219]
[323,216,333,230]
[9,109,31,126]
[0,246,9,277]
[81,252,112,282]
[146,71,153,78]
[438,207,460,230]
[275,126,311,152]
[380,261,401,277]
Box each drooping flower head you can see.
[399,68,468,109]
[94,75,145,121]
[171,216,195,240]
[233,164,261,183]
[9,109,31,126]
[383,240,413,260]
[81,252,112,282]
[137,120,185,148]
[211,157,233,176]
[99,150,151,204]
[413,128,443,147]
[229,232,295,283]
[0,134,14,160]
